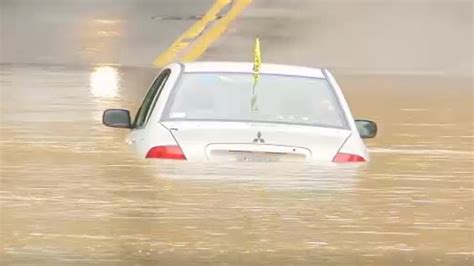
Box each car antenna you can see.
[251,37,261,112]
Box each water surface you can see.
[1,65,472,265]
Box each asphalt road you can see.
[203,0,473,77]
[1,0,472,76]
[0,0,214,66]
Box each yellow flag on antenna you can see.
[252,38,261,86]
[251,38,261,112]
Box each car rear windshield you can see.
[163,72,348,128]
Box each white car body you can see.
[108,62,373,162]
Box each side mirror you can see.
[355,119,377,139]
[103,109,132,129]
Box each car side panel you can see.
[324,69,369,160]
[129,123,178,158]
[127,63,183,158]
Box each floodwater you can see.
[0,64,472,265]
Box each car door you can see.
[127,69,171,154]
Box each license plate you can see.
[239,154,275,162]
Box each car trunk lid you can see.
[161,121,351,162]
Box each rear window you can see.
[163,73,348,128]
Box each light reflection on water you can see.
[0,65,473,265]
[90,66,120,98]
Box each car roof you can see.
[181,61,326,78]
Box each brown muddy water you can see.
[0,64,473,265]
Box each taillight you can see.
[146,145,186,160]
[332,152,366,162]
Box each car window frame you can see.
[133,69,171,129]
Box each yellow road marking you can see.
[153,0,231,67]
[181,0,252,62]
[153,0,252,67]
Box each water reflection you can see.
[90,66,120,98]
[0,65,473,265]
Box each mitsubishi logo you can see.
[253,131,265,143]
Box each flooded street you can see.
[1,65,472,265]
[1,0,473,265]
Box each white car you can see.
[103,62,377,162]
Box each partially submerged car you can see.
[103,62,377,162]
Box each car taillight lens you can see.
[146,145,186,160]
[332,153,366,162]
